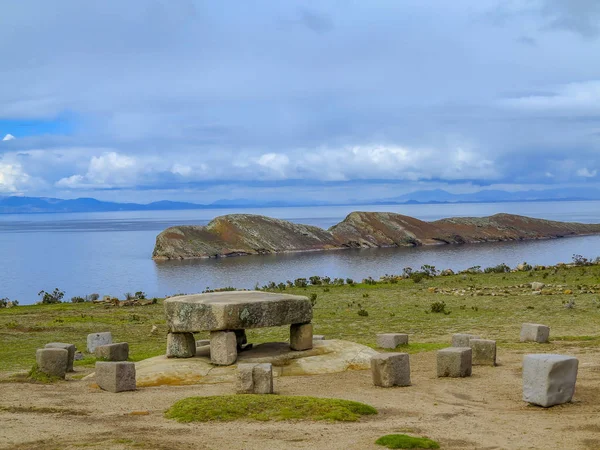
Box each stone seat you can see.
[164,291,313,365]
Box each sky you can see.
[1,0,600,204]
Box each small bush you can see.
[363,277,377,285]
[87,293,100,301]
[346,278,355,285]
[294,278,308,288]
[430,301,447,314]
[484,263,510,274]
[309,293,318,306]
[28,364,62,383]
[70,296,85,303]
[309,276,322,286]
[420,265,438,277]
[357,309,369,317]
[410,272,428,284]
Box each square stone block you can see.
[523,354,578,407]
[95,361,136,393]
[236,363,274,394]
[210,331,237,365]
[196,339,210,347]
[437,347,472,377]
[45,343,76,372]
[167,332,196,358]
[470,339,496,366]
[36,348,68,379]
[87,332,112,353]
[376,333,408,349]
[290,323,313,351]
[371,353,411,387]
[95,342,129,361]
[520,324,550,343]
[451,333,480,347]
[253,363,274,394]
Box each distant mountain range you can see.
[1,188,600,213]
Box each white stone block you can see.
[210,331,237,365]
[87,332,112,353]
[520,323,550,343]
[376,333,408,349]
[523,354,578,407]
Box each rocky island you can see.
[152,212,600,260]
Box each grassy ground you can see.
[165,395,377,422]
[1,264,600,372]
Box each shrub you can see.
[294,278,308,288]
[357,309,369,317]
[125,292,134,300]
[363,277,377,285]
[420,265,438,277]
[87,293,100,301]
[333,278,345,285]
[572,254,591,266]
[430,301,447,314]
[410,272,428,284]
[346,278,355,285]
[402,267,413,278]
[70,296,85,303]
[38,288,64,305]
[0,297,8,308]
[322,276,331,285]
[484,263,510,274]
[463,265,482,274]
[309,293,318,306]
[309,276,322,286]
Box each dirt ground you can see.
[1,346,600,450]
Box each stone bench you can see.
[164,291,313,365]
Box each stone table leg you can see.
[290,322,313,351]
[210,330,237,365]
[166,332,196,358]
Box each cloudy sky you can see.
[1,0,600,203]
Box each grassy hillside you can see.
[2,264,600,372]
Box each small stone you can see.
[371,353,411,387]
[253,363,274,394]
[36,348,68,379]
[520,323,550,343]
[523,354,578,407]
[451,333,480,347]
[437,347,472,377]
[210,331,237,365]
[95,361,136,393]
[45,343,76,372]
[95,342,129,361]
[469,339,496,366]
[150,325,158,335]
[166,332,196,358]
[376,333,408,349]
[74,351,84,361]
[290,323,313,351]
[87,332,112,353]
[313,335,325,341]
[196,339,210,347]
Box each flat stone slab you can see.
[164,291,312,332]
[95,339,376,387]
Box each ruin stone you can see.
[36,348,68,379]
[290,323,313,351]
[95,361,136,393]
[376,333,408,349]
[371,353,411,387]
[469,339,496,366]
[236,362,274,394]
[196,339,210,347]
[210,330,237,365]
[166,332,196,358]
[523,354,578,407]
[520,323,550,343]
[87,332,112,353]
[437,347,472,377]
[95,342,129,361]
[45,343,76,372]
[313,335,325,340]
[451,333,480,347]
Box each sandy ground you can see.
[1,347,600,450]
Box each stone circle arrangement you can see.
[32,291,580,408]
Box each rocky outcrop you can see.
[152,212,600,260]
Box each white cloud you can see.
[577,167,597,177]
[56,152,138,188]
[500,80,600,113]
[0,162,31,192]
[2,134,15,141]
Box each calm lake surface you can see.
[2,201,600,305]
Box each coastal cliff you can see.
[152,212,600,260]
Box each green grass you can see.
[375,434,440,449]
[26,364,62,383]
[164,395,377,422]
[2,265,600,371]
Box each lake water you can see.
[2,201,600,305]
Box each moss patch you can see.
[165,395,377,422]
[27,364,62,383]
[376,434,440,449]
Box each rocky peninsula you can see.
[152,212,600,260]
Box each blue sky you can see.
[1,0,600,203]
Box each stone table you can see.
[164,291,313,365]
